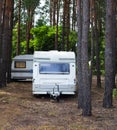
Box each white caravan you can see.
[32,51,76,97]
[11,54,33,80]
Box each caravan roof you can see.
[33,51,75,62]
[13,54,33,60]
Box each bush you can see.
[113,88,117,98]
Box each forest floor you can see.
[0,77,117,130]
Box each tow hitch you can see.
[49,84,60,102]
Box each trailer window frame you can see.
[14,61,26,68]
[39,62,70,74]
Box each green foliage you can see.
[12,27,17,57]
[69,31,77,52]
[22,0,40,11]
[113,88,117,98]
[30,26,55,51]
[12,23,27,57]
[90,32,105,75]
[35,19,47,27]
[12,21,77,56]
[30,25,77,51]
[99,38,105,75]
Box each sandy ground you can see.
[0,77,117,130]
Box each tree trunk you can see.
[1,0,10,87]
[0,0,4,87]
[50,0,53,26]
[72,0,76,31]
[81,0,92,116]
[95,16,101,88]
[53,0,56,26]
[62,0,70,51]
[55,0,59,50]
[77,0,83,109]
[103,0,115,108]
[90,0,95,87]
[62,0,66,50]
[26,9,33,54]
[16,0,21,55]
[65,0,70,51]
[24,0,39,54]
[7,0,14,83]
[112,1,116,88]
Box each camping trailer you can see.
[11,54,33,80]
[32,51,76,97]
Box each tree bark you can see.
[7,0,14,83]
[94,10,101,88]
[1,0,10,87]
[81,0,92,116]
[55,0,59,50]
[77,0,83,109]
[16,0,21,55]
[90,0,95,87]
[0,0,4,87]
[62,0,70,51]
[72,0,76,31]
[103,0,115,108]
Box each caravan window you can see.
[15,61,26,68]
[39,63,70,74]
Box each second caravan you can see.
[11,54,33,80]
